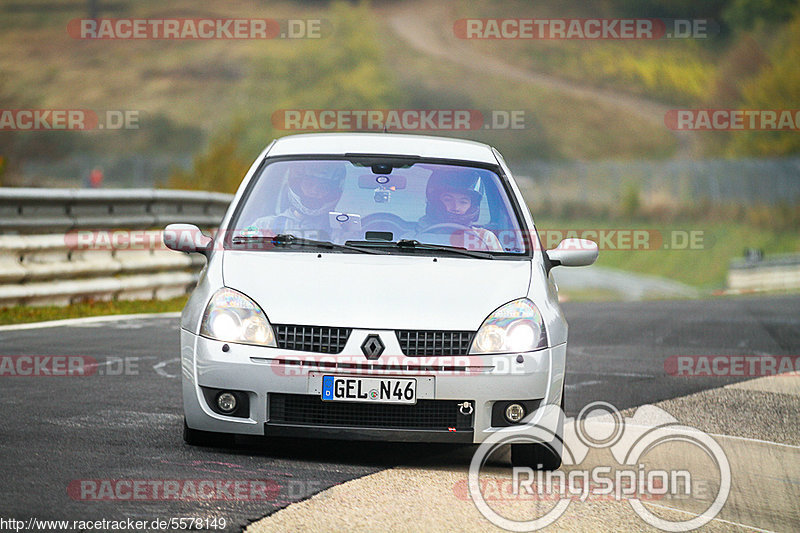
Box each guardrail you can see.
[0,188,233,307]
[727,253,800,293]
[0,188,232,234]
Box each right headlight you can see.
[470,298,547,354]
[200,287,276,347]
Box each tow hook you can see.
[458,401,474,416]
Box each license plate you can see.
[321,375,417,404]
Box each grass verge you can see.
[558,287,625,302]
[535,217,800,289]
[0,296,188,326]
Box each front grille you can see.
[396,330,474,356]
[264,357,490,374]
[273,324,351,354]
[269,393,473,430]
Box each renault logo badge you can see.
[361,334,385,360]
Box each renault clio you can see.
[164,133,598,469]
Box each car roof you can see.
[267,133,499,164]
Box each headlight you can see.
[200,288,276,347]
[470,298,547,354]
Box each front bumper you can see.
[181,329,566,444]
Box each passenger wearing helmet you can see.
[418,168,503,251]
[249,161,345,239]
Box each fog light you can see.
[505,403,525,423]
[217,392,237,413]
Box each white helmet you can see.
[286,161,346,217]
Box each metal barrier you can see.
[0,188,232,307]
[0,188,232,234]
[727,254,800,292]
[515,157,800,207]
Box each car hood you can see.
[222,251,532,330]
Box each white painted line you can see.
[640,500,778,533]
[83,355,157,371]
[565,380,603,389]
[153,357,181,379]
[572,371,655,378]
[0,312,180,332]
[603,372,655,378]
[704,430,800,450]
[619,422,800,450]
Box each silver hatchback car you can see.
[164,133,597,469]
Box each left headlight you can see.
[200,287,276,347]
[470,298,547,354]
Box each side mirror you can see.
[546,238,598,267]
[163,224,212,256]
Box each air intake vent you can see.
[395,330,474,356]
[273,324,351,354]
[269,394,473,430]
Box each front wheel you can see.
[510,387,565,470]
[183,418,233,448]
[510,442,562,470]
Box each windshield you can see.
[227,158,528,255]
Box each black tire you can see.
[510,386,565,470]
[183,418,233,448]
[510,441,562,470]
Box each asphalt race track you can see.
[1,295,798,532]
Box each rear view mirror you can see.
[546,238,598,267]
[358,174,407,190]
[163,224,212,256]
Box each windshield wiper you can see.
[344,239,494,259]
[232,234,385,255]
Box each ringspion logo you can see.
[468,402,730,531]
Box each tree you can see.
[169,1,401,193]
[167,126,250,193]
[723,0,800,32]
[727,12,800,155]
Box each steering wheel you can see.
[416,222,473,234]
[416,222,494,250]
[361,213,412,236]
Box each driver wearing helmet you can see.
[249,161,345,239]
[418,168,503,251]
